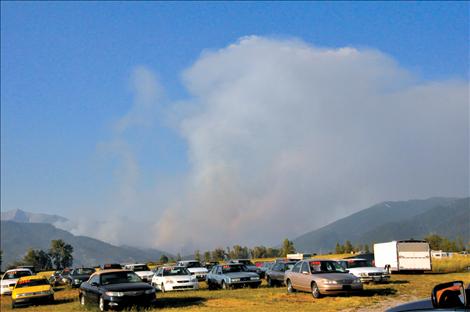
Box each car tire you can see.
[311,282,322,299]
[267,276,273,287]
[99,296,108,311]
[161,283,166,293]
[286,279,295,293]
[221,281,229,290]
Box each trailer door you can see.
[397,242,431,271]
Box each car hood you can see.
[187,268,208,274]
[224,272,259,279]
[101,282,154,291]
[135,271,154,277]
[13,284,52,295]
[1,278,18,286]
[314,273,357,281]
[161,275,193,282]
[348,267,386,274]
[386,299,433,312]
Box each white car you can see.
[123,263,154,283]
[151,266,198,292]
[1,268,33,295]
[176,260,209,281]
[337,258,390,283]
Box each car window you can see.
[301,262,310,274]
[216,266,222,275]
[272,263,281,271]
[89,275,100,285]
[101,272,142,285]
[292,262,301,273]
[3,271,32,280]
[162,267,190,276]
[310,261,347,273]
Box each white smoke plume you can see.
[151,36,468,252]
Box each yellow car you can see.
[11,275,54,309]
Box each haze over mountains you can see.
[293,197,469,253]
[1,197,468,269]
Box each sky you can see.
[1,2,469,253]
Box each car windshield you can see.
[185,262,202,268]
[15,278,49,288]
[310,261,347,273]
[3,271,32,280]
[222,265,247,273]
[286,263,296,270]
[73,268,95,275]
[132,265,150,272]
[162,267,190,276]
[101,272,142,285]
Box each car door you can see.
[215,266,224,286]
[289,261,302,290]
[85,275,101,303]
[298,261,312,292]
[271,263,283,282]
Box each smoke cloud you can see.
[152,36,468,252]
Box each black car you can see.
[79,270,156,311]
[265,260,297,287]
[64,268,95,288]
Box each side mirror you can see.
[90,282,99,287]
[431,281,466,308]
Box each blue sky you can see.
[1,2,468,249]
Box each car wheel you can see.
[11,300,16,309]
[80,294,86,306]
[161,283,165,293]
[311,282,322,299]
[267,277,273,287]
[99,296,108,311]
[286,279,295,293]
[221,281,229,290]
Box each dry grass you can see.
[432,254,470,273]
[1,272,468,311]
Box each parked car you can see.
[206,263,261,290]
[284,259,363,298]
[79,269,156,311]
[49,271,66,287]
[204,261,219,271]
[176,260,209,281]
[11,275,54,308]
[63,268,96,288]
[387,280,468,311]
[266,260,297,286]
[123,264,154,283]
[228,259,262,275]
[336,258,390,283]
[258,261,275,279]
[1,268,33,295]
[151,266,198,292]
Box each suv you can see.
[176,260,209,281]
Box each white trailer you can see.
[374,240,432,273]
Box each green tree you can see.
[49,239,74,270]
[194,250,201,262]
[22,249,52,271]
[159,255,169,263]
[344,240,353,253]
[204,251,211,263]
[211,248,226,261]
[251,246,267,259]
[335,242,344,254]
[364,244,370,253]
[279,238,296,257]
[176,253,182,261]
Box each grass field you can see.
[1,272,468,311]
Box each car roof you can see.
[17,275,47,281]
[126,263,146,266]
[90,269,131,277]
[5,268,32,273]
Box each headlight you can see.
[353,279,362,284]
[145,288,155,294]
[74,279,81,283]
[321,279,338,285]
[231,278,240,282]
[359,273,368,277]
[251,277,260,280]
[105,291,124,297]
[165,280,174,284]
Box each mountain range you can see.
[293,197,469,253]
[0,211,170,270]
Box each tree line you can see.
[7,239,74,271]
[158,238,296,263]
